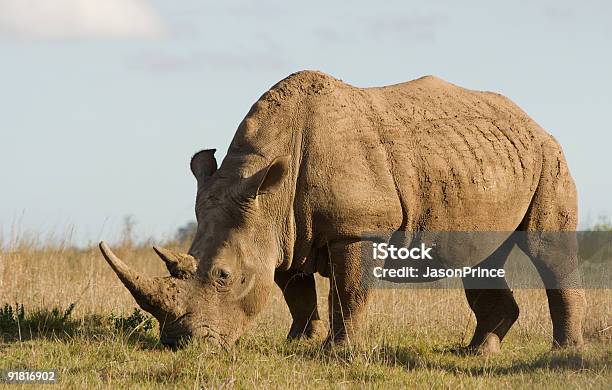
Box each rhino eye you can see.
[212,267,232,288]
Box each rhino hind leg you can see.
[462,239,519,354]
[516,230,586,348]
[274,270,326,340]
[516,137,585,348]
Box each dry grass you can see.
[0,239,610,388]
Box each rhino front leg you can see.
[326,240,371,345]
[274,270,326,340]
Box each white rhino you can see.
[100,71,584,353]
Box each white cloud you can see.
[0,0,166,40]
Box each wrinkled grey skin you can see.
[101,71,585,353]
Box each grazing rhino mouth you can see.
[160,323,230,351]
[195,324,231,351]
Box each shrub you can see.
[109,308,154,335]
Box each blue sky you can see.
[0,0,610,245]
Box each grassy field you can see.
[0,240,610,389]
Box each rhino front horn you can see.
[152,246,197,279]
[99,242,178,317]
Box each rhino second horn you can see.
[99,242,177,316]
[152,246,197,279]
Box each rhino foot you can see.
[447,335,502,356]
[470,335,502,355]
[451,335,501,356]
[287,319,327,340]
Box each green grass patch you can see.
[1,306,610,389]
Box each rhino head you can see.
[100,149,291,348]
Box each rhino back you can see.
[374,76,543,232]
[290,73,544,241]
[220,71,550,249]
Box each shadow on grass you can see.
[383,345,606,375]
[0,303,162,350]
[272,339,609,376]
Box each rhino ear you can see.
[191,149,217,183]
[243,156,290,197]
